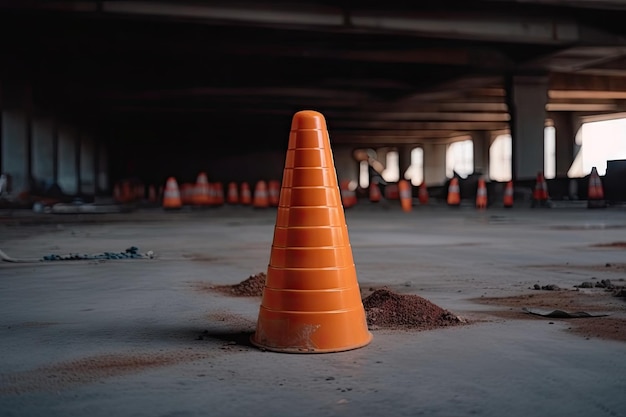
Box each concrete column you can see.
[423,143,447,186]
[471,131,491,178]
[550,112,576,178]
[80,134,96,196]
[58,126,78,195]
[1,111,28,194]
[97,141,109,194]
[508,76,548,180]
[32,117,55,187]
[334,146,359,184]
[398,145,413,181]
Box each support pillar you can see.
[58,126,78,195]
[397,145,413,181]
[32,117,55,188]
[471,131,491,178]
[423,143,447,186]
[550,112,577,178]
[508,76,548,180]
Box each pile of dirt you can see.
[363,288,464,330]
[214,272,266,297]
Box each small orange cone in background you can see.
[532,171,550,208]
[340,180,357,209]
[240,182,252,205]
[418,181,429,205]
[253,180,269,208]
[268,180,281,207]
[178,183,193,206]
[214,182,224,206]
[226,182,239,204]
[398,179,412,212]
[251,110,372,353]
[503,180,514,208]
[447,177,461,206]
[476,177,487,210]
[587,166,606,209]
[385,183,399,200]
[193,172,211,206]
[162,177,182,210]
[369,182,382,203]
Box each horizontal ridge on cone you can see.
[276,207,343,227]
[285,149,332,168]
[288,131,327,149]
[272,226,347,247]
[266,266,357,290]
[260,287,362,311]
[269,246,353,268]
[279,186,340,206]
[282,168,338,187]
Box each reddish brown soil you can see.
[472,289,626,342]
[362,288,465,330]
[591,242,626,248]
[196,272,267,297]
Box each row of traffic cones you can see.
[444,167,606,209]
[162,176,282,210]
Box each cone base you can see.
[251,308,372,354]
[250,333,372,354]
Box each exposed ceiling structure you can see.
[1,0,626,154]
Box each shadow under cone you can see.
[251,110,372,353]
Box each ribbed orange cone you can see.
[122,180,132,203]
[503,180,514,208]
[180,183,193,206]
[240,182,252,205]
[253,180,269,208]
[369,182,382,203]
[447,177,461,206]
[476,178,487,210]
[226,182,239,204]
[268,180,281,207]
[251,110,372,353]
[162,177,182,210]
[193,172,211,206]
[398,179,412,212]
[418,181,429,205]
[587,167,606,209]
[385,183,399,200]
[532,171,549,207]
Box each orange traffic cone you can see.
[113,182,122,203]
[193,172,211,206]
[398,180,412,212]
[476,178,487,210]
[587,167,606,209]
[162,177,182,210]
[268,180,280,207]
[240,182,252,205]
[214,182,224,206]
[503,180,514,208]
[369,182,382,203]
[226,181,239,204]
[385,183,399,200]
[418,181,429,205]
[253,180,269,208]
[532,171,550,208]
[447,177,461,206]
[251,110,372,353]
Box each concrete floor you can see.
[1,204,625,417]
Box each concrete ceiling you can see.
[2,0,626,153]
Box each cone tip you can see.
[291,110,327,130]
